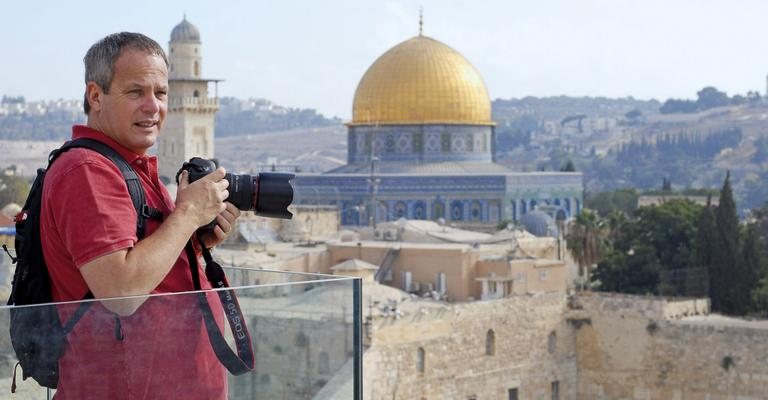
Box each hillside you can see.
[0,96,338,141]
[4,95,768,213]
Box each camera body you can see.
[177,158,294,222]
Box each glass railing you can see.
[0,268,362,399]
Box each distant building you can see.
[277,219,571,302]
[157,16,223,182]
[294,31,582,228]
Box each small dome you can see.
[170,17,200,43]
[351,35,492,126]
[520,210,558,238]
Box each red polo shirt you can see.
[41,125,226,399]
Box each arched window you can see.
[414,201,426,220]
[486,329,495,356]
[377,201,388,222]
[416,347,425,373]
[432,201,445,221]
[548,331,557,354]
[470,201,482,221]
[343,202,360,226]
[395,201,407,219]
[451,201,463,221]
[194,60,200,77]
[193,90,200,98]
[511,200,517,221]
[530,199,538,210]
[295,332,308,347]
[556,209,567,222]
[318,352,330,374]
[521,199,528,215]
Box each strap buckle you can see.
[140,204,163,220]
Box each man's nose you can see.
[140,93,162,114]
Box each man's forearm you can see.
[80,210,199,305]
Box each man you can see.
[40,32,237,399]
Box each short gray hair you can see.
[83,32,169,114]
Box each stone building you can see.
[157,16,222,182]
[294,31,583,228]
[217,225,768,399]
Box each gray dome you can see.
[170,17,200,43]
[520,210,558,237]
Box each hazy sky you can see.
[2,0,768,119]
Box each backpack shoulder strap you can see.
[52,138,161,239]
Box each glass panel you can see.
[0,268,360,399]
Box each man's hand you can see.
[175,167,229,228]
[80,168,230,315]
[199,202,241,248]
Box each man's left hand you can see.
[199,202,241,248]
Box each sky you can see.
[2,0,768,119]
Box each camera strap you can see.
[184,241,255,375]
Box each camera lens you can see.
[179,158,294,220]
[224,173,255,212]
[254,173,294,219]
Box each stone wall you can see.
[366,292,577,399]
[229,315,353,400]
[573,293,768,399]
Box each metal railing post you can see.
[353,278,363,400]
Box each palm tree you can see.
[566,209,609,290]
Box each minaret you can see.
[157,16,223,182]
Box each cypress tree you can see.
[712,172,740,314]
[697,195,717,301]
[740,224,764,314]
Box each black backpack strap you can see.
[184,241,255,375]
[54,138,163,238]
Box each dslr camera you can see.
[176,157,294,220]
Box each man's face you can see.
[88,49,168,154]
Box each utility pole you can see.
[367,122,380,229]
[368,154,380,229]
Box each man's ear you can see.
[85,82,104,113]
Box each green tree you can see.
[696,86,729,110]
[710,172,741,314]
[560,159,576,172]
[625,109,642,120]
[593,200,703,295]
[695,196,716,273]
[585,188,639,218]
[740,224,764,314]
[566,209,609,289]
[0,173,30,207]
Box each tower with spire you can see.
[157,16,223,182]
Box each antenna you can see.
[419,6,423,36]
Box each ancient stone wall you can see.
[366,292,577,399]
[574,293,768,400]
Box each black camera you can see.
[176,157,294,219]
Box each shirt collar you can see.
[71,125,148,165]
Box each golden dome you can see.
[351,35,493,126]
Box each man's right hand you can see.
[175,167,230,228]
